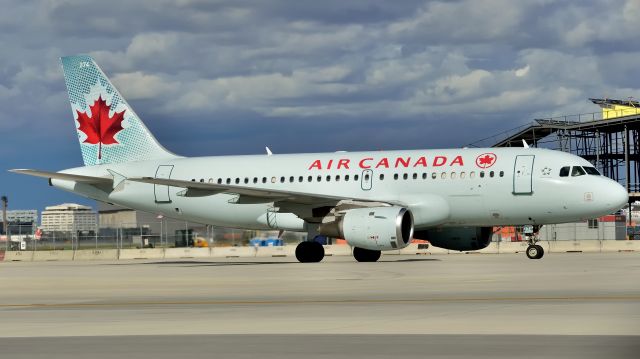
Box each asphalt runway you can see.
[1,252,639,358]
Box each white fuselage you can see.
[53,147,628,231]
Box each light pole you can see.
[2,196,9,251]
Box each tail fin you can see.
[61,55,177,166]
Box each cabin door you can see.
[513,155,535,195]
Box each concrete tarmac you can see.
[1,252,639,358]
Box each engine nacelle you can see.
[414,226,492,251]
[318,206,414,251]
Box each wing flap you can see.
[128,177,362,205]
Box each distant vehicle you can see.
[11,55,628,262]
[249,238,283,247]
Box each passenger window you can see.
[289,176,294,183]
[451,172,457,179]
[308,176,312,182]
[470,171,475,178]
[441,172,447,179]
[394,174,399,180]
[217,178,222,184]
[379,174,385,180]
[271,177,276,183]
[354,175,359,181]
[298,176,303,182]
[499,171,504,177]
[317,175,322,182]
[262,177,267,184]
[412,173,417,180]
[345,175,350,181]
[489,171,494,178]
[422,173,427,179]
[559,166,570,177]
[244,178,249,184]
[480,171,485,178]
[253,178,258,184]
[336,175,340,181]
[583,167,600,175]
[280,176,285,183]
[431,172,437,179]
[571,166,586,177]
[460,172,466,179]
[403,173,408,180]
[326,175,331,182]
[235,178,240,184]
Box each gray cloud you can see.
[1,0,639,209]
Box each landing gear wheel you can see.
[353,247,381,262]
[295,241,325,263]
[526,244,544,259]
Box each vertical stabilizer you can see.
[61,55,177,166]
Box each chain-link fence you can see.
[1,221,307,252]
[0,220,636,253]
[492,221,629,242]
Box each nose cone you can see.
[605,182,628,212]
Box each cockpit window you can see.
[571,166,586,177]
[583,167,600,175]
[559,166,570,177]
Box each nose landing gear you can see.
[523,224,544,259]
[526,244,544,259]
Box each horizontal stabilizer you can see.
[9,169,113,185]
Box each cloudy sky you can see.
[1,0,639,211]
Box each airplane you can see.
[10,55,628,262]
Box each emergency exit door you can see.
[513,155,534,195]
[154,165,174,203]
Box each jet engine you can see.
[318,206,413,251]
[413,226,492,251]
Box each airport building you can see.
[40,203,97,232]
[0,209,38,235]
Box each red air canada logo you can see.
[475,153,497,169]
[76,96,126,160]
[308,155,465,170]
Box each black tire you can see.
[295,241,325,263]
[534,244,544,259]
[353,247,382,262]
[526,245,539,259]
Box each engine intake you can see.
[318,206,413,251]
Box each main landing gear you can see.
[353,247,381,262]
[295,241,325,263]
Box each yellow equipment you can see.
[590,98,640,119]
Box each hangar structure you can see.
[469,98,640,212]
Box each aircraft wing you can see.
[127,176,391,206]
[9,169,113,185]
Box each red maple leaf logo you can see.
[475,153,497,169]
[76,96,125,160]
